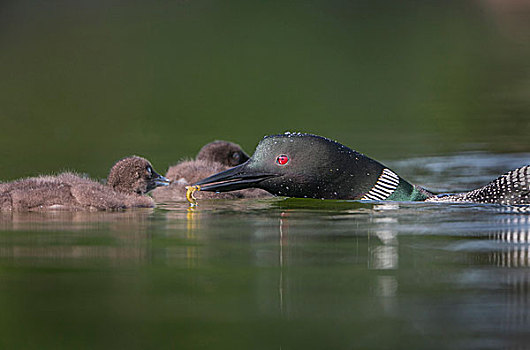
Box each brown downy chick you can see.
[0,156,169,211]
[151,141,270,202]
[195,140,250,167]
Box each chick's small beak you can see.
[154,175,171,186]
[149,172,171,191]
[193,163,276,192]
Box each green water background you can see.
[1,0,529,181]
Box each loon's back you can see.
[426,165,529,206]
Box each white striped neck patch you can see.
[361,168,400,201]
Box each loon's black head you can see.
[193,133,416,200]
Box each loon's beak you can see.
[193,162,276,192]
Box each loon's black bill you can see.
[193,164,276,192]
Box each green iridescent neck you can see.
[386,179,431,201]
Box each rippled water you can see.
[0,153,529,349]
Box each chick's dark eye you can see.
[146,166,153,177]
[231,152,240,161]
[276,154,289,166]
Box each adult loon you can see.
[192,133,529,206]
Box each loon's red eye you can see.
[276,154,289,165]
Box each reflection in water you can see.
[0,209,154,231]
[369,213,400,315]
[186,208,199,268]
[277,208,403,319]
[369,246,398,270]
[375,276,398,297]
[502,272,530,332]
[0,192,529,349]
[375,276,399,316]
[0,245,148,263]
[0,209,155,264]
[450,214,530,339]
[369,214,399,271]
[278,211,290,318]
[491,215,530,243]
[487,215,530,268]
[491,246,530,268]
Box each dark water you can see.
[1,153,529,349]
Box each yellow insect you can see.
[185,185,201,206]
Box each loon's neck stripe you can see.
[361,168,400,200]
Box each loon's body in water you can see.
[193,133,529,206]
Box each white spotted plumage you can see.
[427,165,529,205]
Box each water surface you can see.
[1,153,529,349]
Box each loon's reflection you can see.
[272,207,530,330]
[279,212,288,316]
[368,214,400,314]
[481,215,530,267]
[368,204,399,271]
[369,228,398,270]
[490,246,530,268]
[276,209,402,318]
